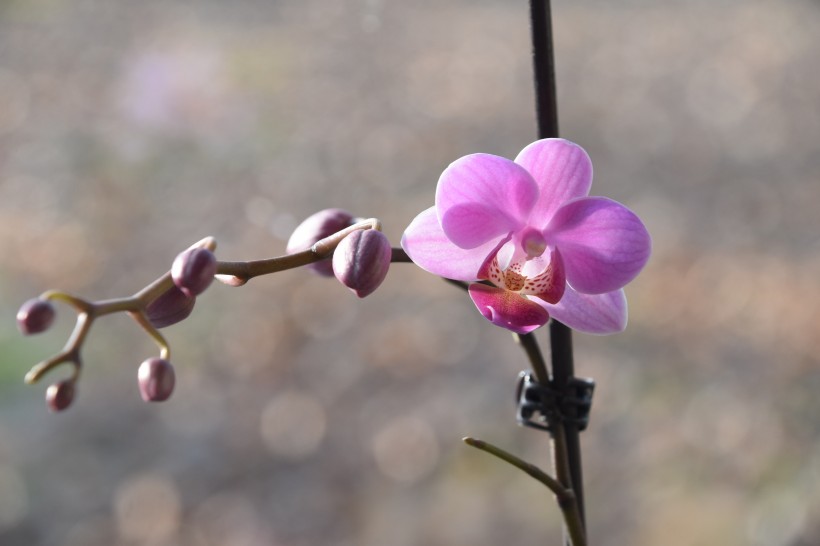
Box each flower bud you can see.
[46,380,75,412]
[146,286,195,328]
[138,357,175,402]
[287,208,355,276]
[332,229,392,298]
[172,247,217,297]
[17,298,56,335]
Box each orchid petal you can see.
[468,284,550,334]
[514,139,593,224]
[439,202,514,250]
[436,153,538,248]
[546,197,651,294]
[401,207,497,281]
[541,287,627,335]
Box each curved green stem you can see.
[215,218,385,285]
[41,290,93,313]
[463,437,586,546]
[128,311,171,360]
[24,312,91,384]
[513,332,550,386]
[464,437,564,496]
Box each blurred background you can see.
[1,0,819,544]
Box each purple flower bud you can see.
[332,229,392,298]
[138,357,175,402]
[287,208,355,276]
[17,298,56,335]
[172,247,217,297]
[146,286,195,328]
[46,380,75,412]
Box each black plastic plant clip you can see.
[515,371,595,433]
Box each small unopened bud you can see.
[17,298,56,335]
[46,380,75,412]
[287,208,355,276]
[138,357,175,402]
[332,229,392,298]
[172,247,217,297]
[146,286,195,328]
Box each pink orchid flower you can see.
[401,138,651,335]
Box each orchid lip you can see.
[478,245,566,305]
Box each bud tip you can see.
[172,247,217,297]
[17,298,56,335]
[138,357,176,402]
[46,380,75,412]
[332,229,392,298]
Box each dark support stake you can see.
[548,323,586,527]
[529,0,559,138]
[528,0,588,536]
